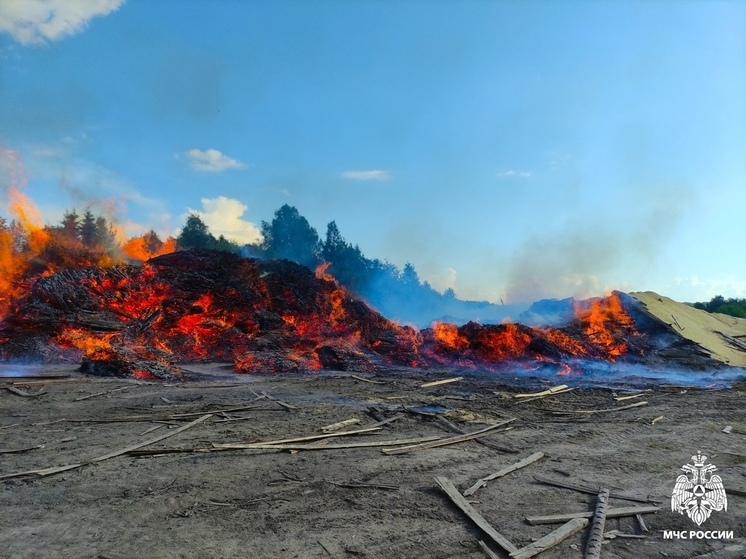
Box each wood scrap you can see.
[510,517,588,559]
[420,376,463,388]
[329,481,399,490]
[0,444,44,454]
[434,414,518,454]
[514,385,568,398]
[716,330,746,352]
[5,385,47,397]
[613,392,649,401]
[524,505,660,525]
[434,476,519,555]
[551,401,648,415]
[515,387,575,403]
[382,418,516,455]
[478,540,501,559]
[584,487,610,559]
[635,513,648,533]
[74,385,132,401]
[464,452,544,496]
[349,374,385,384]
[321,418,361,433]
[533,475,658,504]
[0,414,212,480]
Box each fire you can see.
[122,234,177,262]
[573,293,635,358]
[432,322,468,351]
[54,328,115,360]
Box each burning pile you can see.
[0,248,723,379]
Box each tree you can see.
[142,230,163,254]
[260,204,321,268]
[401,262,420,285]
[177,214,215,249]
[79,209,98,248]
[60,210,80,240]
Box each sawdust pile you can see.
[629,291,746,367]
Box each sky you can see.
[0,0,744,304]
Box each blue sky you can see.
[0,0,744,304]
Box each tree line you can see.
[0,203,510,325]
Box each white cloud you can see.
[186,196,262,245]
[0,0,124,45]
[341,170,392,181]
[182,148,245,172]
[496,170,532,179]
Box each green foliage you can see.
[691,295,746,318]
[260,204,321,267]
[176,214,241,254]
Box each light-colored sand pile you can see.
[629,291,746,367]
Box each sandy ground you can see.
[1,364,745,559]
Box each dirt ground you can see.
[1,364,745,559]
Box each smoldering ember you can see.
[0,248,739,382]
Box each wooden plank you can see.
[209,435,442,452]
[510,518,588,559]
[514,385,569,398]
[434,415,518,454]
[382,418,516,455]
[525,505,660,525]
[464,452,544,496]
[0,414,212,480]
[533,475,659,504]
[421,376,463,388]
[434,476,518,554]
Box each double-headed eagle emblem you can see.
[671,451,727,526]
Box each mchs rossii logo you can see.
[664,451,733,541]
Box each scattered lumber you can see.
[0,414,212,480]
[478,540,501,559]
[321,418,361,433]
[349,374,385,384]
[421,376,463,388]
[0,445,44,454]
[382,418,516,455]
[613,392,648,401]
[533,475,659,504]
[434,414,518,454]
[434,476,519,555]
[510,518,588,559]
[514,385,569,398]
[329,481,399,491]
[524,505,660,525]
[464,452,544,496]
[584,488,610,559]
[716,330,746,352]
